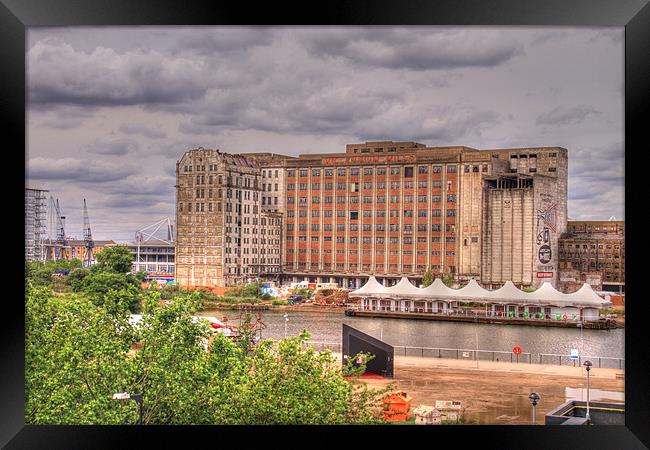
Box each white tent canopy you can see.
[350,277,611,308]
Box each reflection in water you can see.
[204,309,624,359]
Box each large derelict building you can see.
[278,142,567,289]
[175,148,283,288]
[175,142,568,289]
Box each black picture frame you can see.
[3,0,648,448]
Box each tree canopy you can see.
[25,286,390,425]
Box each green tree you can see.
[26,290,391,425]
[25,261,53,287]
[95,246,134,274]
[80,271,140,313]
[68,268,90,292]
[422,267,434,287]
[442,272,455,287]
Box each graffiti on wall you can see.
[536,202,558,274]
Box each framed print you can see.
[3,0,649,448]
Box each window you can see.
[377,167,386,175]
[312,168,320,177]
[312,183,320,190]
[418,195,427,203]
[325,183,333,190]
[418,166,428,174]
[325,168,333,176]
[464,165,470,173]
[390,167,400,175]
[300,169,308,177]
[548,167,557,172]
[473,166,479,173]
[431,181,442,188]
[364,168,373,175]
[447,165,457,173]
[388,147,397,152]
[447,194,456,202]
[432,209,441,217]
[418,210,427,217]
[350,211,359,220]
[404,167,414,177]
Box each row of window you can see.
[287,181,453,191]
[288,194,456,205]
[288,249,454,256]
[288,165,458,178]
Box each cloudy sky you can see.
[26,27,624,241]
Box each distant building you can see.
[126,238,175,276]
[558,220,625,294]
[25,188,48,261]
[44,239,116,263]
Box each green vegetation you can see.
[442,272,455,287]
[292,287,315,299]
[521,286,536,293]
[25,280,391,424]
[272,300,288,306]
[422,268,434,287]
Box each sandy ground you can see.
[333,353,624,425]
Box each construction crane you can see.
[82,199,94,268]
[50,197,68,260]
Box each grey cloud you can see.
[529,30,569,47]
[172,28,276,55]
[27,157,139,182]
[28,38,211,108]
[84,138,139,156]
[104,175,174,197]
[536,105,600,126]
[119,123,167,139]
[301,29,524,70]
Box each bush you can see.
[272,300,288,306]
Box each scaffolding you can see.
[25,188,49,261]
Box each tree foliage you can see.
[95,246,133,274]
[422,268,434,287]
[442,272,455,287]
[26,289,390,425]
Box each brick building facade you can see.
[558,220,625,293]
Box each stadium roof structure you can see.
[350,277,611,308]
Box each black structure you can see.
[342,324,394,378]
[545,401,625,425]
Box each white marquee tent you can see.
[350,276,611,320]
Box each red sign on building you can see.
[536,272,554,278]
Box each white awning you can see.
[349,277,612,308]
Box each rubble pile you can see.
[312,289,351,305]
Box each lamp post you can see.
[112,392,144,425]
[283,313,288,338]
[528,392,540,425]
[583,360,592,423]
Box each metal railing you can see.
[306,341,624,370]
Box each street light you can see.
[283,313,289,338]
[112,392,143,425]
[528,392,540,425]
[583,360,593,423]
